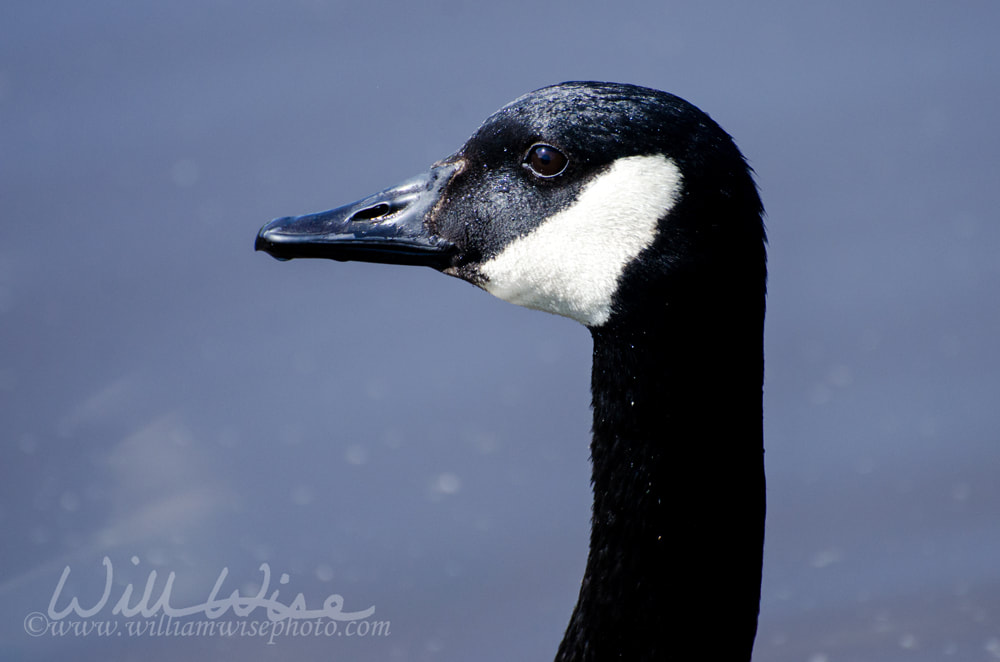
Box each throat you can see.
[556,323,765,662]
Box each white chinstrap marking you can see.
[480,154,682,327]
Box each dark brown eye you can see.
[524,143,568,178]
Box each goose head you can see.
[256,82,764,332]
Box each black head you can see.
[256,81,765,329]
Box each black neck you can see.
[556,301,765,662]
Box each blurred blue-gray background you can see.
[2,2,999,660]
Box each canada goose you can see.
[256,81,766,661]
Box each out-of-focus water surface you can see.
[2,2,999,660]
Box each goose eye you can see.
[524,144,568,178]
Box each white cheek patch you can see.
[479,154,682,327]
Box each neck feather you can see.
[556,299,765,662]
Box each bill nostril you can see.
[351,203,391,222]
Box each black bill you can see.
[255,161,461,269]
